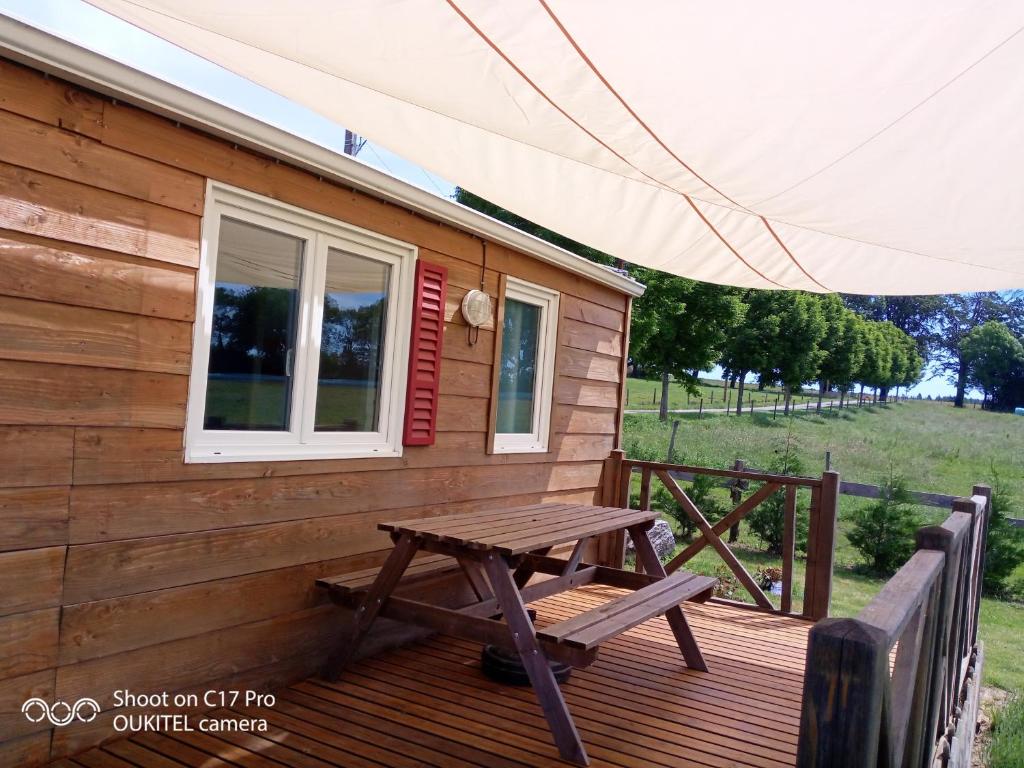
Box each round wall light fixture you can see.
[461,289,493,328]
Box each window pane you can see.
[497,298,541,434]
[204,218,303,431]
[315,249,391,432]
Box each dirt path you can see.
[625,399,845,415]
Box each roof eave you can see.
[0,15,645,298]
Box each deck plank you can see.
[56,587,811,768]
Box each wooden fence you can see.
[796,487,991,768]
[602,450,840,621]
[641,455,961,510]
[601,450,992,766]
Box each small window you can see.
[186,182,415,462]
[492,277,559,453]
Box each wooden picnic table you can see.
[318,502,717,766]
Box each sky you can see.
[0,0,965,398]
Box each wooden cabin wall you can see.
[0,58,631,764]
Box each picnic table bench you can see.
[318,502,716,766]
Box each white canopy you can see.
[87,1,1024,294]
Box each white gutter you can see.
[0,15,644,298]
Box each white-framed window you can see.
[185,181,415,463]
[492,277,559,454]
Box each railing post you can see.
[638,467,652,511]
[602,449,624,507]
[970,485,992,648]
[797,618,889,768]
[728,458,746,543]
[633,466,653,574]
[950,496,985,714]
[598,449,627,567]
[916,516,967,765]
[903,574,944,768]
[781,485,797,614]
[804,470,839,621]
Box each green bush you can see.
[622,434,662,463]
[848,475,922,576]
[747,453,809,555]
[688,474,729,522]
[983,478,1024,597]
[988,696,1024,768]
[651,484,695,537]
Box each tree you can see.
[842,295,942,360]
[886,327,925,400]
[988,353,1024,412]
[318,296,387,380]
[848,475,922,575]
[208,286,298,377]
[854,321,922,401]
[718,290,777,415]
[757,292,827,414]
[816,298,865,409]
[961,321,1024,407]
[630,270,744,420]
[934,293,1024,407]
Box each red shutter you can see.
[403,260,449,446]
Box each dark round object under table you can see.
[480,644,573,686]
[480,609,572,686]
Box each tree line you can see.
[841,294,1023,410]
[629,270,924,419]
[453,189,1023,413]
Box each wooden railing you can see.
[601,450,840,621]
[797,487,991,768]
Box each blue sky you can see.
[0,0,964,397]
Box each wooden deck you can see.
[54,586,812,768]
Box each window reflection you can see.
[205,218,303,431]
[315,249,391,432]
[497,298,540,433]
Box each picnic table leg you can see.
[323,533,419,681]
[457,556,493,602]
[483,552,590,767]
[627,524,708,672]
[513,545,552,588]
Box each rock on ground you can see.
[625,519,676,560]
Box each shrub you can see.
[988,695,1024,768]
[848,475,922,575]
[648,483,695,537]
[983,476,1024,597]
[747,453,809,555]
[688,474,729,522]
[622,435,661,463]
[645,474,728,539]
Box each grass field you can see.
[622,397,1024,692]
[987,693,1024,767]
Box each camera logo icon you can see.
[22,698,101,727]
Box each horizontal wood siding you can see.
[0,57,630,764]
